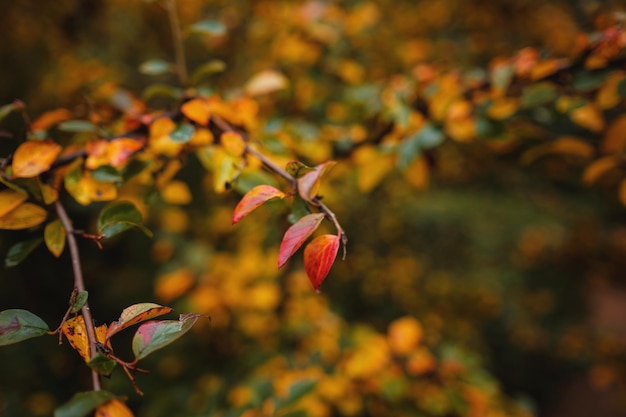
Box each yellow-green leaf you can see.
[0,202,47,230]
[44,219,66,257]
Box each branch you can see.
[314,199,348,260]
[55,201,102,391]
[165,0,188,85]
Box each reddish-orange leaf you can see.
[95,399,134,417]
[31,108,72,132]
[297,161,336,202]
[278,213,325,268]
[105,303,172,341]
[12,140,62,178]
[304,234,340,292]
[232,185,286,224]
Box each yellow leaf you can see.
[337,59,365,84]
[0,202,47,230]
[520,136,594,165]
[220,131,246,157]
[44,219,66,257]
[582,156,619,185]
[354,146,394,193]
[570,103,605,132]
[66,172,118,206]
[0,189,28,218]
[530,58,566,80]
[39,182,59,205]
[155,268,195,303]
[159,206,189,233]
[161,180,192,205]
[245,70,289,96]
[182,98,211,126]
[602,115,626,154]
[12,140,62,178]
[149,117,183,157]
[189,127,214,147]
[487,97,519,120]
[62,316,111,363]
[95,400,135,417]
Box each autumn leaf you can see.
[297,161,336,202]
[220,131,246,157]
[132,313,201,361]
[245,70,289,96]
[232,184,286,224]
[97,201,152,239]
[582,156,619,185]
[54,391,117,417]
[95,399,135,417]
[105,303,172,341]
[0,189,28,218]
[30,108,72,132]
[304,234,340,291]
[62,315,111,363]
[12,140,62,178]
[278,213,325,268]
[0,202,47,230]
[44,219,66,257]
[181,98,211,125]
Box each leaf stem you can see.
[165,0,188,85]
[55,201,102,391]
[314,199,348,260]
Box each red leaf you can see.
[232,185,286,224]
[304,234,340,292]
[297,161,336,202]
[278,213,325,268]
[105,303,172,341]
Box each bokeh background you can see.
[2,1,626,416]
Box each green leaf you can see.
[618,78,626,98]
[0,309,50,346]
[286,161,315,178]
[91,165,122,183]
[57,120,98,133]
[88,352,117,377]
[287,194,312,224]
[70,290,88,314]
[53,390,117,417]
[490,64,514,92]
[0,100,24,123]
[44,219,66,258]
[132,313,201,361]
[572,69,610,92]
[5,237,44,267]
[170,122,195,143]
[122,159,152,182]
[190,60,227,85]
[142,83,184,101]
[397,124,444,170]
[274,379,317,409]
[190,19,227,36]
[97,201,152,239]
[139,59,174,76]
[520,83,557,108]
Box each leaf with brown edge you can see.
[0,202,47,230]
[95,399,135,417]
[12,140,62,178]
[105,303,172,341]
[132,313,201,361]
[278,213,325,268]
[62,315,111,363]
[304,234,340,292]
[232,185,286,224]
[297,161,336,202]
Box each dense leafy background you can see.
[2,1,626,416]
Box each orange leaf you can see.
[232,185,286,224]
[95,399,135,417]
[0,189,28,218]
[304,234,340,292]
[62,315,111,363]
[602,115,626,154]
[582,156,619,185]
[31,108,73,132]
[0,202,47,230]
[297,161,336,202]
[105,303,172,341]
[278,213,325,268]
[12,140,62,178]
[220,131,246,157]
[182,98,211,125]
[570,103,605,132]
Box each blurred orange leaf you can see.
[0,202,47,230]
[12,140,62,178]
[521,136,595,165]
[161,180,192,205]
[278,213,325,268]
[95,399,135,417]
[155,268,195,303]
[570,103,605,132]
[388,316,423,356]
[31,108,72,132]
[220,131,246,157]
[582,156,619,185]
[602,115,626,154]
[182,98,211,125]
[232,185,286,224]
[304,234,340,291]
[105,303,172,341]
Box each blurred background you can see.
[2,1,626,416]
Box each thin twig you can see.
[55,201,102,391]
[314,199,348,260]
[165,0,188,85]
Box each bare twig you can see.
[165,0,188,85]
[55,201,102,391]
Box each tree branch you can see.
[55,201,102,391]
[165,0,188,85]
